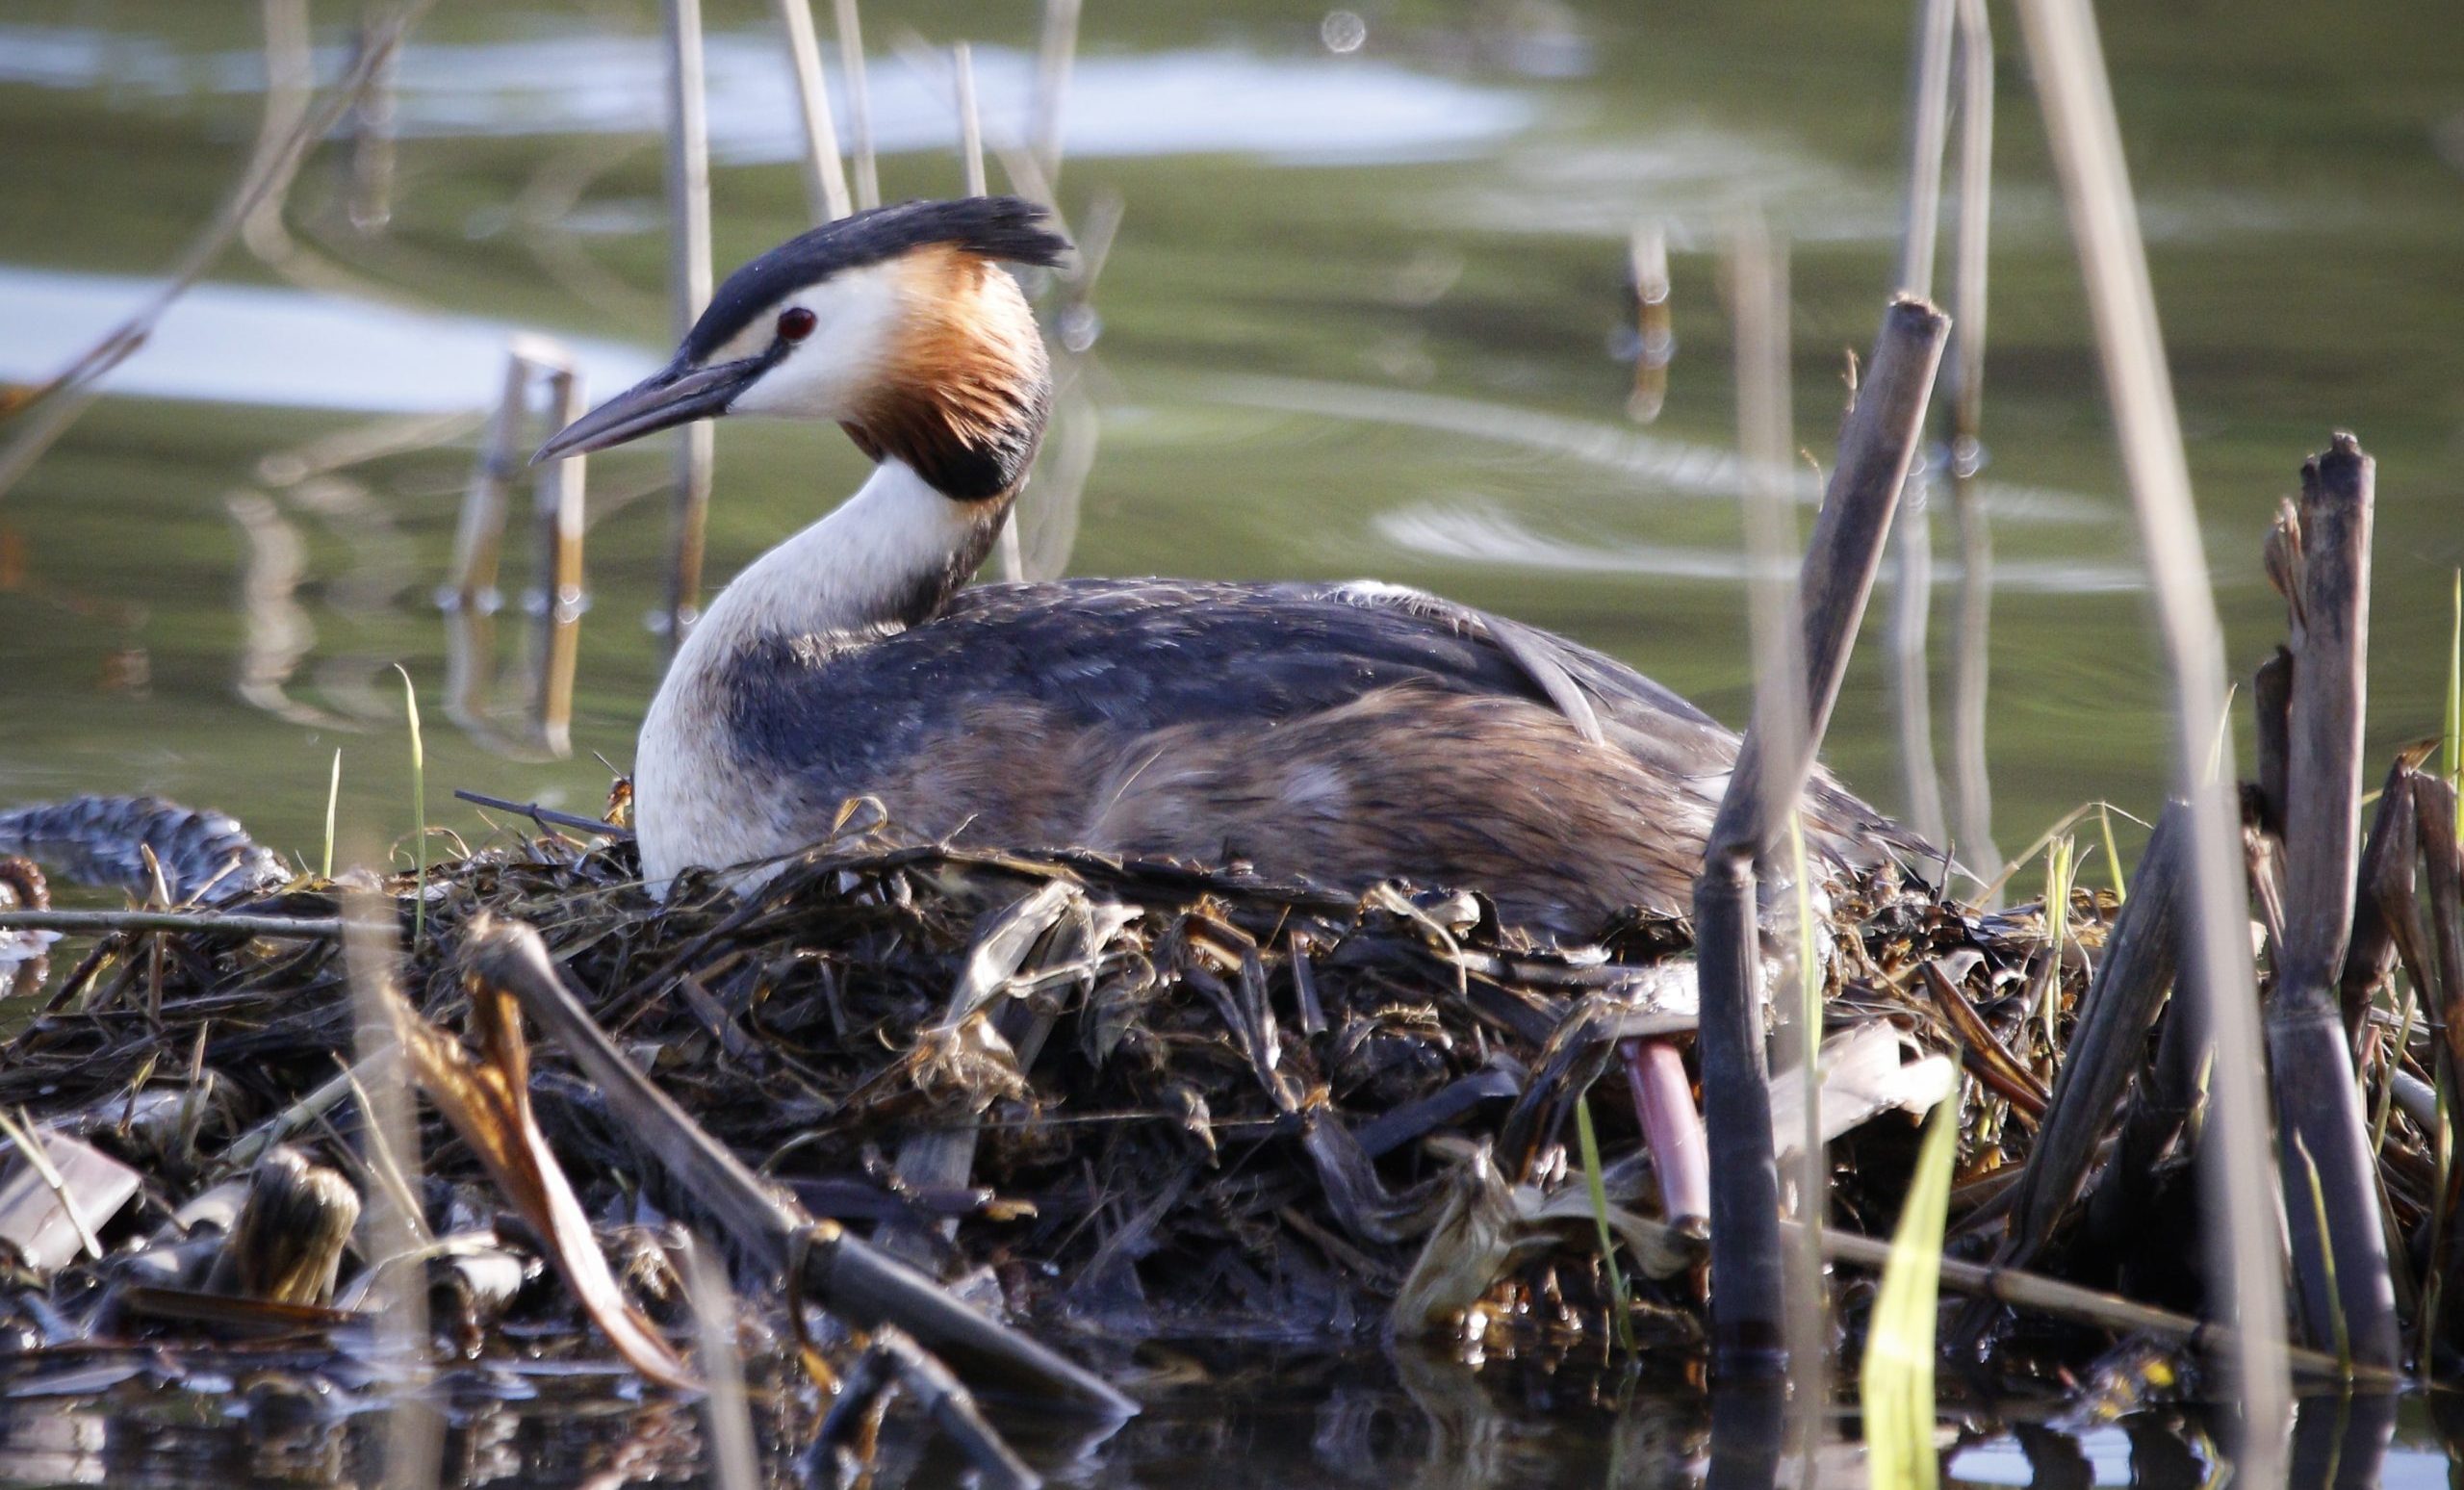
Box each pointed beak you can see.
[532,355,766,464]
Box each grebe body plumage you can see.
[540,197,1923,940]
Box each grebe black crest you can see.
[542,196,1926,939]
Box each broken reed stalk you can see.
[1945,0,1999,886]
[1698,294,1948,1370]
[833,0,881,211]
[447,354,528,608]
[0,908,345,939]
[1886,0,1958,852]
[661,0,716,662]
[2341,754,2422,1057]
[2012,0,2290,1449]
[530,364,587,758]
[2266,436,2397,1368]
[451,787,629,838]
[461,914,1135,1417]
[772,0,853,223]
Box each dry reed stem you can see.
[2013,0,2290,1451]
[833,0,881,209]
[343,885,444,1490]
[681,1235,762,1490]
[661,0,716,662]
[773,0,854,223]
[1033,0,1083,190]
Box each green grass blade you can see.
[2040,836,2074,1052]
[1860,1092,1957,1490]
[321,748,341,881]
[393,665,425,947]
[1574,1092,1636,1353]
[2097,803,2126,904]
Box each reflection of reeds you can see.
[1625,223,1671,424]
[1886,0,1958,852]
[447,344,590,759]
[448,354,537,612]
[530,366,587,758]
[1946,0,2000,888]
[346,4,402,235]
[0,0,436,501]
[2013,0,2292,1461]
[241,0,391,300]
[225,490,350,731]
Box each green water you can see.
[1,0,2461,1482]
[5,0,2460,877]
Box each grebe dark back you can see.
[537,197,1923,938]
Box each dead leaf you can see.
[383,970,696,1390]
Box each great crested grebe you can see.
[538,197,1920,939]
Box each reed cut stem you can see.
[1697,295,1947,1371]
[2264,435,2396,1368]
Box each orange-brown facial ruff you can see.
[841,244,1053,502]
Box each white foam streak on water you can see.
[1376,501,2149,593]
[0,267,659,414]
[1203,372,2113,527]
[0,27,1532,167]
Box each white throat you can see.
[680,457,991,655]
[632,458,1001,893]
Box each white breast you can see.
[632,458,986,895]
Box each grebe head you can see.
[537,196,1071,499]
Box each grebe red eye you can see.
[776,306,817,342]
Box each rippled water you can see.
[2,0,2462,1482]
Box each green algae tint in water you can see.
[1,0,2462,1483]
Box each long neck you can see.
[684,458,1012,658]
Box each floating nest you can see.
[8,781,2427,1472]
[0,797,2066,1340]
